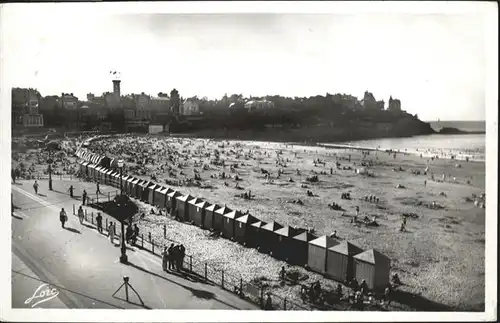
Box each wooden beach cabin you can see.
[222,210,244,240]
[78,160,89,176]
[88,164,97,179]
[153,186,168,208]
[119,174,131,192]
[247,220,267,249]
[290,231,317,266]
[213,206,232,232]
[125,176,136,195]
[128,178,139,197]
[203,203,218,230]
[260,221,284,255]
[274,226,304,262]
[176,194,194,222]
[234,214,259,245]
[139,181,152,201]
[166,190,182,216]
[352,249,390,290]
[326,241,363,282]
[308,235,340,274]
[105,169,114,185]
[147,183,160,205]
[187,198,203,223]
[133,179,146,199]
[192,200,208,227]
[94,166,104,182]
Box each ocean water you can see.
[339,134,485,162]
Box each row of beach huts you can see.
[76,148,391,290]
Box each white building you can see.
[244,100,275,112]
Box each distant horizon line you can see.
[425,120,486,123]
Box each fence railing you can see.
[73,201,308,311]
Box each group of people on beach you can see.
[162,243,186,271]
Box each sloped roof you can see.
[328,241,363,256]
[275,226,302,237]
[177,194,194,202]
[167,190,181,197]
[188,197,202,205]
[195,201,209,208]
[251,221,267,228]
[236,214,259,224]
[205,203,219,211]
[155,186,168,193]
[261,221,283,232]
[292,231,317,242]
[353,249,390,265]
[224,210,243,220]
[215,206,232,215]
[309,235,340,248]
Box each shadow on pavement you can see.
[65,227,82,234]
[114,244,136,252]
[126,261,240,309]
[38,193,47,197]
[12,183,23,186]
[12,213,23,220]
[112,295,152,309]
[392,289,452,311]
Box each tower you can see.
[113,80,121,98]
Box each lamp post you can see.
[118,159,124,195]
[47,149,53,191]
[117,160,127,264]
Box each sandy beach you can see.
[76,134,485,311]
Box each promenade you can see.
[11,179,258,310]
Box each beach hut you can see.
[290,231,317,266]
[118,174,130,191]
[213,206,232,232]
[94,166,104,182]
[166,190,182,216]
[78,160,89,175]
[234,214,259,245]
[139,180,152,201]
[105,169,114,185]
[147,183,160,205]
[260,221,284,254]
[222,210,244,240]
[326,241,364,282]
[127,178,139,197]
[134,179,146,199]
[98,167,108,183]
[203,203,218,230]
[308,235,340,274]
[111,171,122,188]
[247,221,267,249]
[88,164,97,179]
[187,197,203,223]
[274,226,304,261]
[175,194,194,222]
[192,200,208,227]
[353,249,390,290]
[153,186,168,208]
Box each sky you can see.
[1,2,495,121]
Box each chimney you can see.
[112,80,121,98]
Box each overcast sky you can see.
[2,2,495,121]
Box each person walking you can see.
[11,169,16,184]
[264,293,273,310]
[132,224,139,246]
[77,205,84,224]
[384,284,392,307]
[96,181,102,195]
[82,190,87,206]
[59,208,68,228]
[33,180,39,195]
[109,222,115,244]
[68,185,74,198]
[96,212,103,233]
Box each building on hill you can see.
[181,98,201,115]
[12,88,44,128]
[244,99,275,112]
[151,96,171,113]
[331,94,360,110]
[61,93,78,109]
[388,96,402,112]
[361,91,382,110]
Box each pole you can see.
[48,150,53,191]
[120,167,123,195]
[119,220,128,263]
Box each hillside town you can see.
[12,76,408,138]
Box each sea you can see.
[328,121,486,162]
